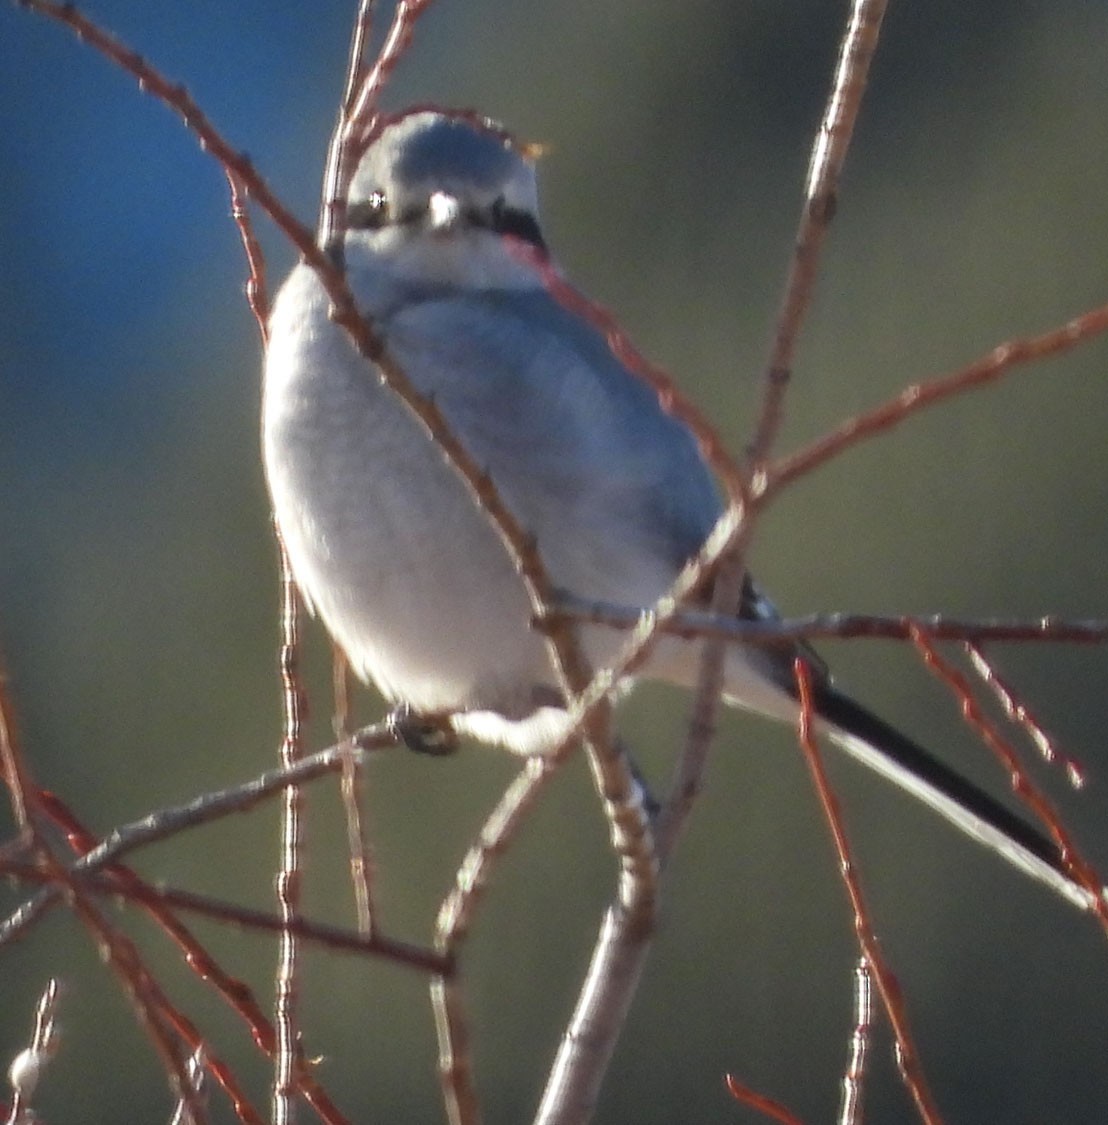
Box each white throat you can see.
[349,225,547,294]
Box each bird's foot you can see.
[387,705,459,756]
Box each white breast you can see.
[262,264,557,721]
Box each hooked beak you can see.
[427,191,462,233]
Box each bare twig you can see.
[534,897,655,1125]
[539,595,1108,650]
[794,660,942,1125]
[37,812,270,1124]
[1,652,202,1122]
[228,171,271,337]
[64,858,209,1122]
[33,795,355,1121]
[746,0,888,472]
[537,5,889,1117]
[0,656,34,835]
[333,648,377,936]
[965,644,1087,789]
[273,542,307,1125]
[768,301,1108,498]
[838,958,873,1125]
[724,1073,806,1125]
[433,757,559,1125]
[168,1048,208,1125]
[909,627,1108,935]
[145,882,446,973]
[0,725,396,947]
[6,862,447,976]
[318,0,378,254]
[664,0,889,849]
[5,978,63,1125]
[343,1,438,157]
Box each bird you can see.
[262,108,1099,912]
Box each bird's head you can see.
[344,110,549,290]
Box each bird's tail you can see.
[811,682,1099,911]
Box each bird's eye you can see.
[488,195,546,252]
[348,191,389,230]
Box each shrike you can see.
[263,109,1098,910]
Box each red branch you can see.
[347,0,438,152]
[908,626,1108,936]
[746,0,887,471]
[769,301,1108,497]
[793,659,943,1125]
[507,241,749,511]
[965,644,1087,789]
[35,790,350,1124]
[839,958,873,1125]
[227,172,270,339]
[725,1073,805,1125]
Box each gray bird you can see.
[263,109,1098,911]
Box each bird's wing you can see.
[381,286,722,600]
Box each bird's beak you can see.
[427,191,462,233]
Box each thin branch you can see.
[4,648,212,1114]
[654,532,750,861]
[317,0,378,252]
[135,881,448,974]
[55,852,208,1122]
[169,1048,208,1125]
[6,861,446,975]
[0,720,395,949]
[838,958,873,1125]
[661,0,889,891]
[0,725,397,948]
[333,648,377,937]
[0,655,33,834]
[794,659,942,1125]
[670,0,888,888]
[5,978,63,1125]
[344,1,438,157]
[965,644,1087,789]
[227,171,270,337]
[35,796,355,1122]
[433,758,559,1125]
[724,1074,806,1125]
[533,898,655,1125]
[768,300,1108,498]
[2,648,208,1122]
[908,627,1108,936]
[538,594,1108,648]
[745,0,888,471]
[273,543,308,1125]
[36,813,267,1125]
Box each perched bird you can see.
[263,109,1097,910]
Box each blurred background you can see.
[2,1,1107,1121]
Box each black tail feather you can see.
[812,683,1084,903]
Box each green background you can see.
[2,2,1107,1121]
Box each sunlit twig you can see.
[5,978,63,1125]
[724,1072,806,1125]
[768,301,1108,499]
[433,757,559,1124]
[794,659,942,1125]
[909,626,1108,936]
[965,643,1087,789]
[838,958,873,1125]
